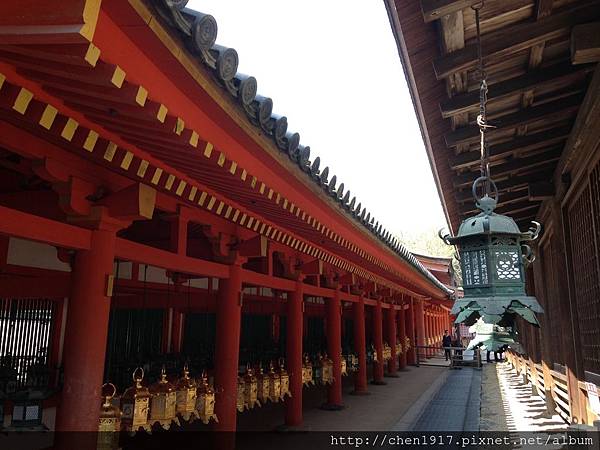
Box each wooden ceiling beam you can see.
[450,125,571,170]
[535,0,554,20]
[571,22,600,64]
[455,169,553,202]
[433,1,600,79]
[445,94,582,147]
[440,62,591,118]
[452,148,561,188]
[459,189,530,215]
[420,0,481,23]
[528,181,555,200]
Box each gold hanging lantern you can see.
[313,353,324,385]
[243,365,261,409]
[277,358,291,400]
[301,354,314,386]
[148,366,179,430]
[340,355,348,376]
[196,371,218,424]
[98,383,121,450]
[175,365,198,423]
[255,364,271,405]
[121,367,152,434]
[396,340,402,356]
[321,353,334,385]
[267,361,281,402]
[404,337,411,352]
[236,376,247,412]
[383,343,392,361]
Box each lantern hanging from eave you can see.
[148,366,179,430]
[382,343,392,361]
[255,364,271,405]
[321,353,334,385]
[347,354,359,372]
[196,371,218,425]
[395,340,402,357]
[98,383,121,450]
[243,365,260,409]
[175,365,198,423]
[404,337,411,353]
[340,355,348,376]
[313,353,323,385]
[277,358,291,400]
[236,376,247,412]
[121,368,152,434]
[301,354,314,386]
[267,361,281,402]
[440,177,543,328]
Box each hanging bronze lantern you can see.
[236,376,247,412]
[243,365,260,409]
[440,177,543,328]
[313,353,323,385]
[321,353,334,385]
[148,366,179,430]
[347,354,359,372]
[395,340,402,357]
[267,361,281,402]
[196,371,218,424]
[175,365,198,423]
[404,337,411,353]
[301,354,314,386]
[255,364,271,405]
[383,343,392,361]
[277,358,291,400]
[98,383,121,450]
[340,355,348,376]
[121,367,152,434]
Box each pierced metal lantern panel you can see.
[267,362,281,402]
[236,376,246,412]
[441,177,543,328]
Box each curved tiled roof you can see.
[152,0,453,296]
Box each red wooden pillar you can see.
[213,264,242,432]
[285,280,304,425]
[406,298,416,365]
[372,299,385,384]
[324,288,344,409]
[398,305,407,370]
[386,307,398,376]
[56,228,116,431]
[352,294,368,394]
[415,299,425,363]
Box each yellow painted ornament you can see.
[196,371,218,424]
[121,367,152,434]
[98,383,121,450]
[149,366,179,430]
[175,365,198,423]
[243,365,261,409]
[277,358,291,400]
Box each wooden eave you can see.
[386,0,600,232]
[0,0,451,299]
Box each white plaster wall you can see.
[7,237,71,272]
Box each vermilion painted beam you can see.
[115,237,229,279]
[0,204,91,249]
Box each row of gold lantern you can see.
[236,360,291,412]
[99,366,218,436]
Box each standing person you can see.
[442,330,452,361]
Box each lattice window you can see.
[568,183,600,375]
[586,162,600,373]
[494,250,521,280]
[541,238,564,365]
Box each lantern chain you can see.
[472,1,494,195]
